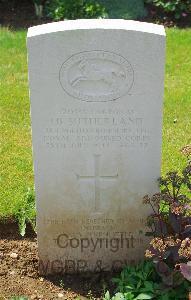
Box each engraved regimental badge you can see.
[59,50,134,102]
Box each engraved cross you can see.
[76,154,118,213]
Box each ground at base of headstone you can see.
[0,226,115,300]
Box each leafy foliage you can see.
[144,146,191,286]
[104,148,191,300]
[111,261,159,299]
[104,261,190,299]
[98,0,147,20]
[145,0,191,20]
[45,0,147,21]
[15,187,36,236]
[45,0,107,21]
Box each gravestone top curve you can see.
[27,19,165,38]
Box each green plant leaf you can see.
[104,291,111,300]
[112,292,125,300]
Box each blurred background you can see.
[0,0,191,29]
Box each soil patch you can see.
[0,221,115,300]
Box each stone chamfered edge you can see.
[27,19,166,38]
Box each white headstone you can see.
[27,19,166,274]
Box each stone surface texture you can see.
[27,19,166,274]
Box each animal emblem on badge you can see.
[70,59,126,92]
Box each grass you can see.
[163,29,191,173]
[0,27,191,217]
[0,29,33,217]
